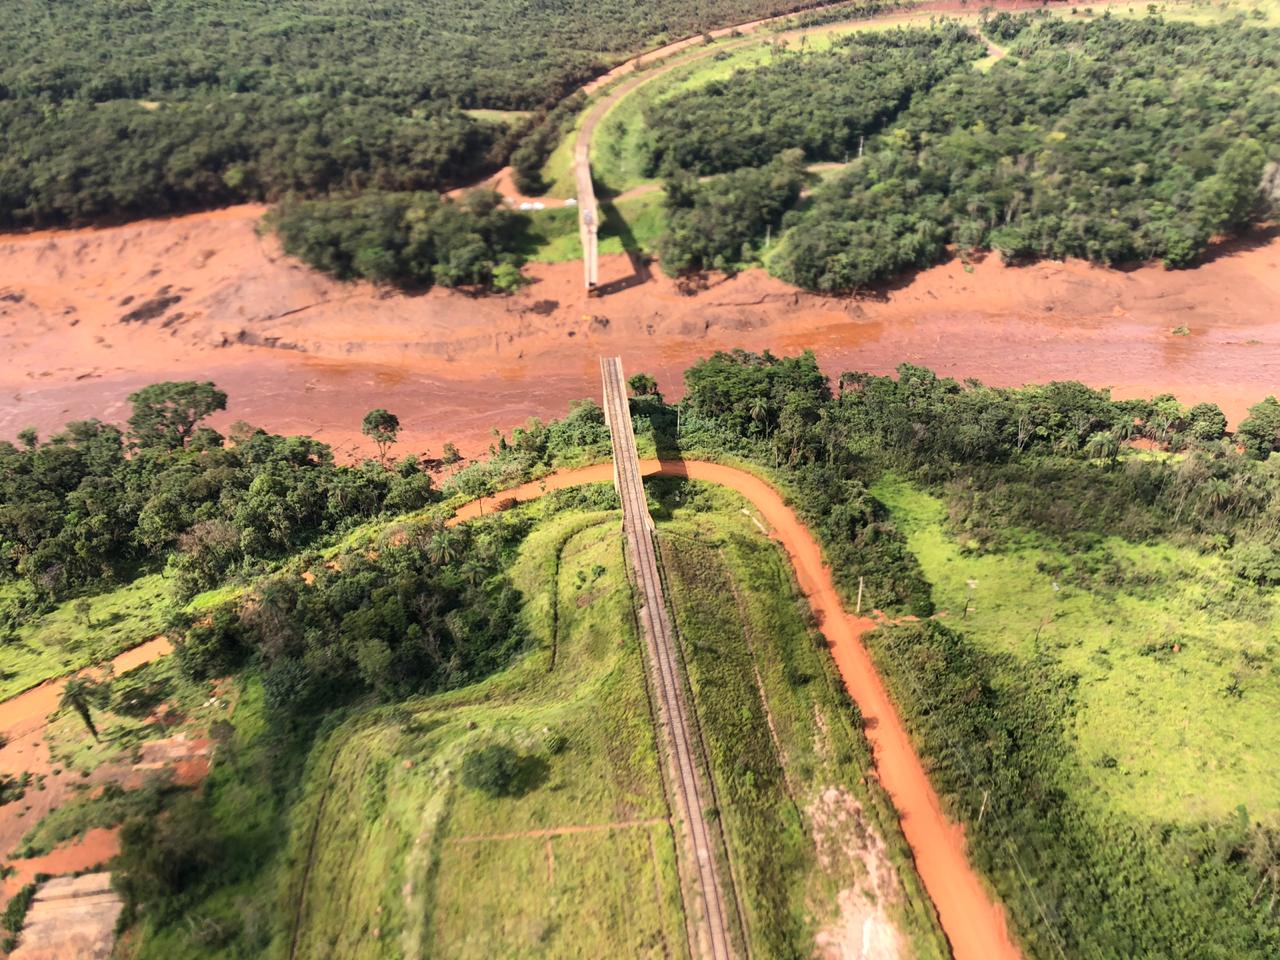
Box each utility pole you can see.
[856,576,864,614]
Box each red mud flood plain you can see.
[1,206,1277,459]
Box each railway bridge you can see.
[599,356,738,960]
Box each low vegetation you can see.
[4,352,1278,958]
[656,480,947,956]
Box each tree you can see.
[628,373,660,398]
[1238,397,1280,459]
[1187,402,1228,443]
[461,744,522,797]
[426,524,460,565]
[362,409,401,464]
[127,382,228,451]
[73,597,92,627]
[60,674,108,741]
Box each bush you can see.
[461,744,522,797]
[175,608,249,680]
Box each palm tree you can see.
[1200,477,1233,515]
[427,525,460,566]
[60,675,105,741]
[749,396,770,436]
[1084,430,1120,465]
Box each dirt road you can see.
[0,458,1023,957]
[458,459,1022,960]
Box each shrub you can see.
[460,744,522,797]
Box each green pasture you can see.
[285,504,685,959]
[0,575,168,701]
[872,477,1280,824]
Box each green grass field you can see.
[285,503,686,959]
[519,193,666,263]
[872,476,1280,824]
[462,108,533,126]
[0,575,169,700]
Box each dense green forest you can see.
[770,14,1280,288]
[270,189,530,290]
[670,350,1280,958]
[0,382,435,614]
[643,24,983,175]
[0,0,833,227]
[635,15,1280,286]
[658,150,808,274]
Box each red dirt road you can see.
[454,459,1021,960]
[0,459,1021,955]
[1,206,1276,460]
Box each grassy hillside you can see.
[874,478,1280,823]
[285,507,682,959]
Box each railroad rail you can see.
[599,356,737,960]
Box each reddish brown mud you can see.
[1,208,1275,460]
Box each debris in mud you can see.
[528,299,558,316]
[120,294,182,324]
[1,291,25,304]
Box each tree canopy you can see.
[0,0,839,227]
[270,190,529,290]
[769,15,1280,290]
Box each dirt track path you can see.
[448,818,668,843]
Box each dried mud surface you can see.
[1,207,1277,460]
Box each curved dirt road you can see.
[5,461,1021,959]
[455,459,1021,960]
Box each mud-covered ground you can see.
[1,205,1276,460]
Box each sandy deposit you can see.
[0,207,1277,460]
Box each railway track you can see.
[599,356,738,960]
